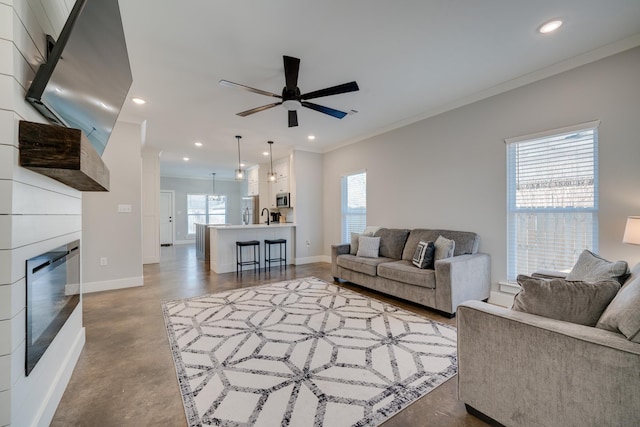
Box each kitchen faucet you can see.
[261,208,270,225]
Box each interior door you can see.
[160,191,174,246]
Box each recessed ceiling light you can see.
[183,157,189,161]
[308,135,316,141]
[240,163,246,167]
[194,141,203,147]
[263,151,269,156]
[538,19,563,34]
[132,97,146,105]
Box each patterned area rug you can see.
[162,277,457,426]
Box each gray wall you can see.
[292,150,325,262]
[323,46,640,294]
[160,176,246,241]
[82,121,144,291]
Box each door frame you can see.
[160,190,175,246]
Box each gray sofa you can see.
[331,228,491,316]
[457,262,640,427]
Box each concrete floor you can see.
[51,245,488,426]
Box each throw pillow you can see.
[434,235,455,261]
[512,275,621,326]
[350,232,361,255]
[363,225,382,236]
[412,241,435,269]
[565,250,629,283]
[356,236,381,258]
[596,272,640,343]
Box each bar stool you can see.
[264,239,286,270]
[236,240,260,274]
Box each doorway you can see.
[160,191,174,246]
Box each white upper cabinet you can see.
[247,166,259,196]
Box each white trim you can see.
[504,120,600,145]
[82,276,143,294]
[489,291,515,308]
[295,255,330,265]
[160,190,175,246]
[499,280,521,295]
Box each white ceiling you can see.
[116,0,640,180]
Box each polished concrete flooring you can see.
[51,245,488,426]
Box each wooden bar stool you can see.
[236,240,260,274]
[264,239,286,270]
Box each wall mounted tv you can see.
[26,0,132,156]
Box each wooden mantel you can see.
[18,121,110,191]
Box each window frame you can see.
[505,120,600,280]
[186,193,227,235]
[341,170,367,244]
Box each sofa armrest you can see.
[457,301,640,427]
[331,243,350,278]
[434,253,490,315]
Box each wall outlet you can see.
[306,240,311,247]
[100,257,108,266]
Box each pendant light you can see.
[267,140,277,182]
[234,135,245,181]
[211,172,220,201]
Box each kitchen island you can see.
[203,223,295,273]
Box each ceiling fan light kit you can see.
[267,140,277,182]
[220,55,359,127]
[234,135,244,181]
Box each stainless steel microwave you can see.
[276,192,290,208]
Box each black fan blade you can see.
[237,102,282,117]
[288,110,298,127]
[283,56,300,91]
[301,81,359,100]
[219,80,281,98]
[301,101,348,119]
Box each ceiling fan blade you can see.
[219,80,281,99]
[301,81,359,100]
[288,110,298,127]
[237,102,282,117]
[283,56,300,91]
[301,101,348,119]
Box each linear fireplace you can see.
[26,240,80,375]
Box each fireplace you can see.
[25,240,80,375]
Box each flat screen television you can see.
[26,0,132,156]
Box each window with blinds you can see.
[187,194,226,234]
[506,122,599,280]
[341,171,367,243]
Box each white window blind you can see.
[506,122,599,280]
[187,194,226,234]
[341,171,367,243]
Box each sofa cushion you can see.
[412,241,435,269]
[402,229,479,261]
[566,249,629,283]
[596,264,640,343]
[434,235,455,260]
[378,260,436,289]
[336,254,392,277]
[374,228,410,259]
[512,275,621,326]
[356,236,380,258]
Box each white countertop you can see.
[206,223,295,230]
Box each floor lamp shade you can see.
[623,216,640,245]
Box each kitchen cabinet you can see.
[247,166,259,196]
[274,158,289,179]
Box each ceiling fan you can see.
[220,55,359,128]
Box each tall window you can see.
[506,122,599,280]
[341,171,367,243]
[187,194,226,234]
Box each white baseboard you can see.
[83,276,144,294]
[295,255,330,265]
[489,290,515,308]
[143,256,159,264]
